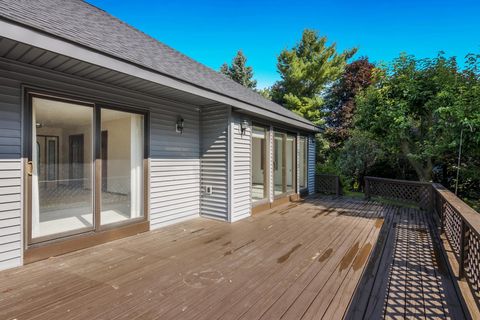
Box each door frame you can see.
[23,88,150,255]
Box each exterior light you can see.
[241,119,249,135]
[176,116,184,134]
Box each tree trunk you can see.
[400,140,432,182]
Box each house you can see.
[0,0,319,271]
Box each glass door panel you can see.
[299,137,308,189]
[100,108,144,226]
[252,126,267,202]
[274,132,284,195]
[32,97,94,240]
[285,135,295,192]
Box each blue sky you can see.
[88,0,480,89]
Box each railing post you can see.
[335,176,340,196]
[459,220,467,279]
[364,177,370,200]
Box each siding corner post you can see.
[227,106,234,222]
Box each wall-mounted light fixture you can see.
[240,119,249,135]
[176,116,184,134]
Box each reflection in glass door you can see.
[31,97,94,240]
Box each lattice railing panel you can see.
[315,174,340,195]
[443,200,463,259]
[465,229,480,303]
[366,177,431,210]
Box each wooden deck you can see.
[0,195,470,319]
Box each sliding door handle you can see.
[26,161,33,176]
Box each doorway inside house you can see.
[26,93,146,244]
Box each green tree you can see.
[337,132,384,190]
[355,53,480,182]
[271,29,357,125]
[220,50,257,89]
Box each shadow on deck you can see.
[0,195,472,320]
[345,202,470,319]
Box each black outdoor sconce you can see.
[176,116,184,134]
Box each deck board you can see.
[0,195,471,320]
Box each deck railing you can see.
[364,176,433,210]
[315,174,341,195]
[362,176,480,308]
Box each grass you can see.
[342,190,420,209]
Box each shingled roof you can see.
[0,0,315,128]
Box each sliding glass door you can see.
[299,136,308,190]
[273,131,296,196]
[28,93,146,243]
[251,125,268,202]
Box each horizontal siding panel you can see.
[0,65,22,271]
[200,105,228,221]
[232,115,251,221]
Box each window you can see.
[299,136,308,189]
[251,125,268,202]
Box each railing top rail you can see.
[433,183,480,237]
[365,176,432,186]
[316,174,340,177]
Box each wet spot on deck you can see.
[319,248,333,262]
[352,243,373,271]
[339,242,360,271]
[375,218,384,229]
[277,244,302,263]
[224,240,255,256]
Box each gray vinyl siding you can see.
[149,105,201,229]
[200,105,228,220]
[0,60,203,270]
[0,75,22,271]
[308,135,316,195]
[268,126,274,202]
[231,114,251,222]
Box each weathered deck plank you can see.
[0,195,471,320]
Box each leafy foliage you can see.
[324,58,375,147]
[270,29,357,125]
[355,53,480,182]
[220,50,257,89]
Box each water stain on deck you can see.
[352,243,373,271]
[375,218,384,229]
[340,242,360,271]
[277,244,302,263]
[224,240,255,256]
[318,248,333,262]
[204,233,226,244]
[312,208,334,218]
